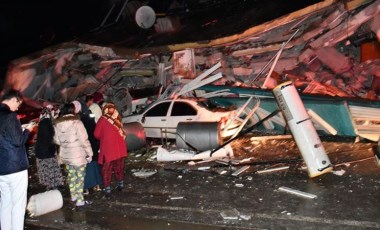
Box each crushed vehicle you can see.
[122,98,240,139]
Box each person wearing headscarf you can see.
[94,102,127,199]
[34,104,64,190]
[53,103,93,209]
[72,100,102,195]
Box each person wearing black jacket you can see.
[0,89,34,230]
[34,105,64,190]
[72,100,102,194]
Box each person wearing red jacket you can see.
[94,102,127,199]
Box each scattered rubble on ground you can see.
[125,135,377,180]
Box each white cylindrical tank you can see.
[273,81,333,178]
[27,190,63,217]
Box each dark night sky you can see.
[0,0,106,81]
[0,0,323,88]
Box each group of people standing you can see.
[0,89,128,230]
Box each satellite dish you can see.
[135,6,156,29]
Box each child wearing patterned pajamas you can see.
[53,103,93,208]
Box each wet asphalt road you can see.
[24,138,380,229]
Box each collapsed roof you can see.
[4,0,380,114]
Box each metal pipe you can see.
[250,29,299,85]
[261,42,285,89]
[115,0,129,23]
[100,3,116,28]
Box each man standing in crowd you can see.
[85,94,102,123]
[0,89,34,230]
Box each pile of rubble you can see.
[189,0,380,99]
[4,0,380,111]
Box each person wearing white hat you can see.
[72,100,102,195]
[53,103,93,210]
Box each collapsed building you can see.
[3,0,380,142]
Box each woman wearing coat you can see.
[94,102,127,199]
[34,104,64,190]
[72,100,102,194]
[53,103,93,209]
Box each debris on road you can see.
[220,208,240,220]
[156,144,234,162]
[332,169,346,176]
[169,196,184,200]
[231,166,250,176]
[257,165,289,174]
[278,186,317,199]
[132,169,158,178]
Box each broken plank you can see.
[278,186,317,199]
[180,61,221,91]
[250,135,292,141]
[307,109,337,135]
[257,107,286,127]
[257,166,289,174]
[355,125,380,132]
[232,166,250,176]
[177,72,223,96]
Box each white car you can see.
[122,98,239,139]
